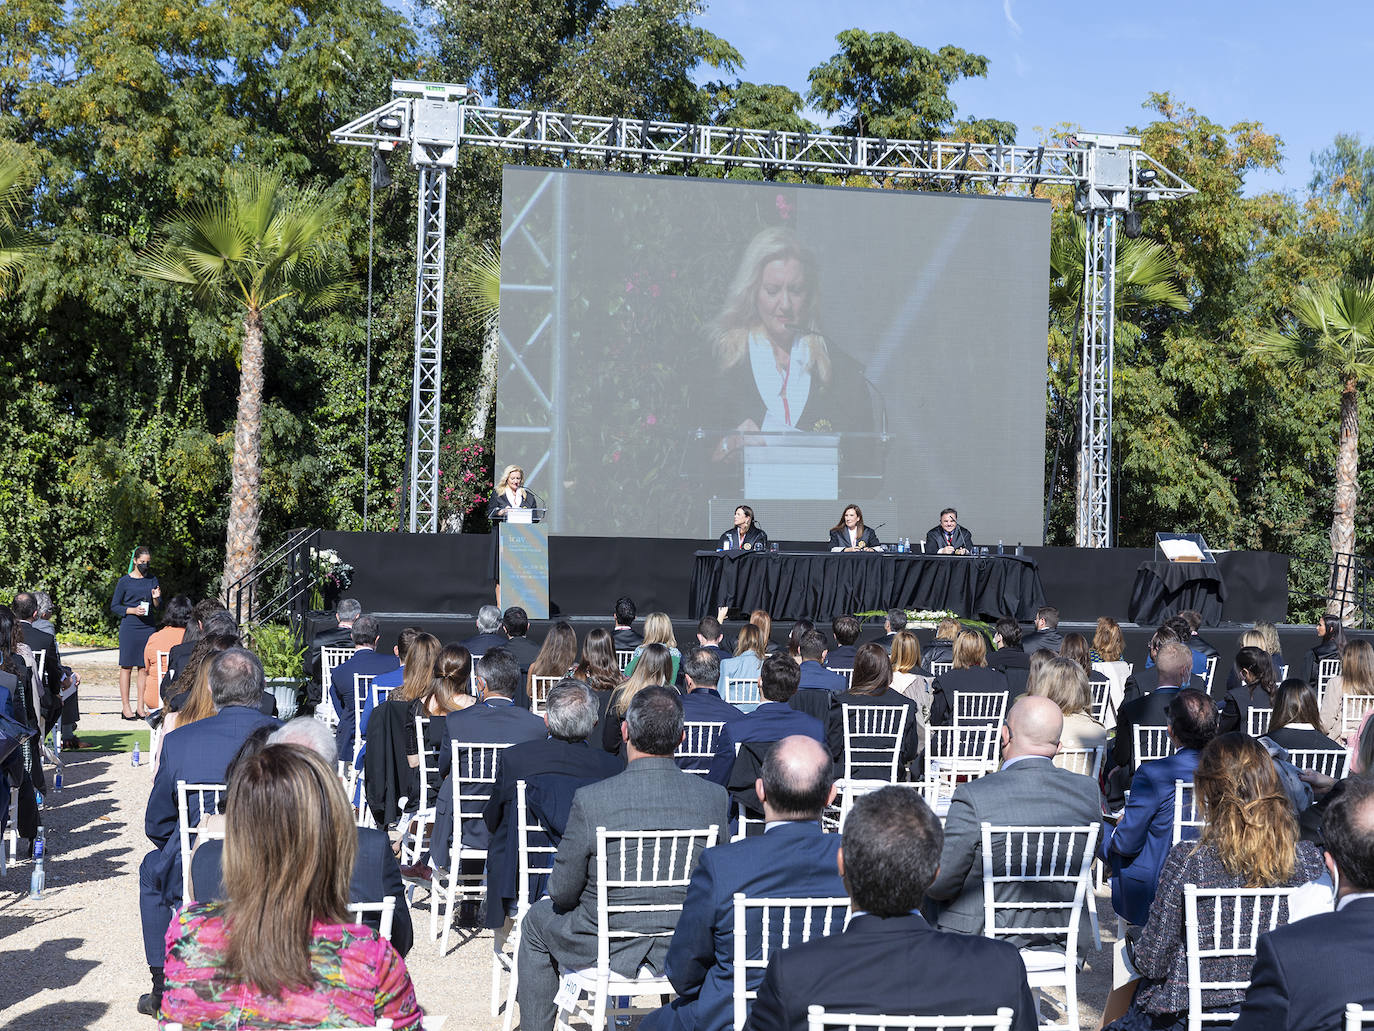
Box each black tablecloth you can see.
[690,551,1046,621]
[1127,561,1227,625]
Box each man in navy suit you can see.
[1231,776,1374,1031]
[421,648,546,877]
[328,613,399,765]
[461,604,511,658]
[480,679,623,929]
[644,735,845,1031]
[137,647,280,1015]
[693,616,733,665]
[1020,606,1063,655]
[747,786,1037,1031]
[1110,639,1195,777]
[923,507,974,556]
[1105,688,1219,927]
[500,606,542,672]
[823,616,860,673]
[796,630,847,693]
[708,652,826,785]
[680,648,745,775]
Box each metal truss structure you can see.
[333,84,1195,543]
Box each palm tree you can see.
[1250,278,1374,617]
[139,166,353,595]
[0,152,39,295]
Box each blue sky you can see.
[694,0,1373,196]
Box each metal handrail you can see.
[222,527,319,628]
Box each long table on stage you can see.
[689,550,1047,620]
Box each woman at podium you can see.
[829,503,881,552]
[717,505,769,551]
[487,464,538,521]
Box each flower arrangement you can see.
[308,547,353,610]
[438,435,492,532]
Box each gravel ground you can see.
[0,651,1115,1030]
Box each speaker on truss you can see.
[1122,209,1143,238]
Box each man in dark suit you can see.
[680,649,745,776]
[867,609,907,651]
[137,647,280,1014]
[14,591,71,744]
[328,613,399,765]
[1121,625,1206,705]
[480,679,623,929]
[516,686,730,1031]
[747,786,1038,1031]
[612,595,643,651]
[644,735,845,1031]
[987,616,1032,698]
[796,630,847,693]
[923,507,974,556]
[823,615,860,673]
[926,696,1103,938]
[708,652,826,785]
[462,604,511,657]
[693,616,732,665]
[189,716,414,957]
[1111,640,1195,773]
[305,597,359,707]
[1231,776,1374,1031]
[420,648,547,879]
[1105,688,1218,927]
[1020,605,1063,655]
[501,606,542,672]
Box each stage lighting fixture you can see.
[1137,167,1158,185]
[1123,210,1143,238]
[377,114,403,131]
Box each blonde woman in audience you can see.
[602,642,674,752]
[1254,620,1286,677]
[1060,632,1115,729]
[1319,638,1374,742]
[162,745,422,1029]
[623,612,682,682]
[928,630,1008,726]
[923,617,961,668]
[888,630,934,720]
[1091,617,1131,719]
[748,609,778,653]
[1029,656,1107,752]
[720,623,766,684]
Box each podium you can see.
[498,511,549,618]
[741,434,840,500]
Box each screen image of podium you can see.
[497,167,1050,545]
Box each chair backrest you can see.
[1317,658,1343,703]
[155,650,171,682]
[732,894,850,1029]
[177,780,228,906]
[979,823,1098,957]
[1089,678,1112,724]
[346,897,396,941]
[1133,724,1175,768]
[679,721,726,773]
[1247,707,1272,738]
[1172,780,1203,845]
[1341,693,1374,738]
[923,724,998,779]
[1183,882,1292,1030]
[953,691,1007,728]
[841,704,910,782]
[830,667,854,687]
[351,672,378,761]
[837,782,924,832]
[529,674,561,715]
[928,660,955,677]
[1053,747,1104,781]
[805,1005,1015,1031]
[413,713,440,812]
[32,648,46,683]
[1347,1004,1374,1031]
[1202,654,1219,691]
[724,678,762,710]
[592,825,720,971]
[615,649,635,674]
[1285,747,1350,781]
[515,779,558,913]
[451,740,511,830]
[321,645,355,692]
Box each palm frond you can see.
[458,243,501,328]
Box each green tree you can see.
[806,30,1012,142]
[1250,278,1374,615]
[139,167,354,594]
[707,81,815,133]
[0,149,37,294]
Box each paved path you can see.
[0,654,1115,1030]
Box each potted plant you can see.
[247,622,306,720]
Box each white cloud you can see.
[1003,0,1022,36]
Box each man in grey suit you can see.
[925,695,1103,939]
[516,686,730,1031]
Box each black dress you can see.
[487,488,539,581]
[111,573,160,667]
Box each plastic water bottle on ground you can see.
[132,741,141,767]
[53,768,63,793]
[29,826,46,899]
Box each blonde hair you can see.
[1093,617,1124,662]
[711,226,831,382]
[935,618,961,640]
[952,630,987,669]
[177,662,220,727]
[1030,656,1092,716]
[1194,734,1299,886]
[223,745,356,994]
[1254,622,1282,655]
[889,630,922,674]
[610,642,673,716]
[496,465,525,493]
[642,612,677,650]
[1341,640,1374,696]
[734,624,765,659]
[1239,629,1267,650]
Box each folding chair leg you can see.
[1086,892,1102,950]
[438,866,458,955]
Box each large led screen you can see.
[497,167,1049,546]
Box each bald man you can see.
[643,736,846,1031]
[924,696,1104,939]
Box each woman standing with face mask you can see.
[111,545,161,720]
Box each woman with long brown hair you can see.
[1320,638,1374,742]
[1262,678,1342,753]
[602,642,674,753]
[526,621,579,699]
[829,643,920,779]
[720,624,766,684]
[749,609,777,653]
[828,503,881,551]
[572,628,622,696]
[154,632,239,773]
[1108,734,1323,1030]
[1059,631,1114,727]
[161,745,422,1028]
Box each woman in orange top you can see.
[142,595,192,712]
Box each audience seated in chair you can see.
[328,614,399,765]
[708,652,826,788]
[796,629,847,693]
